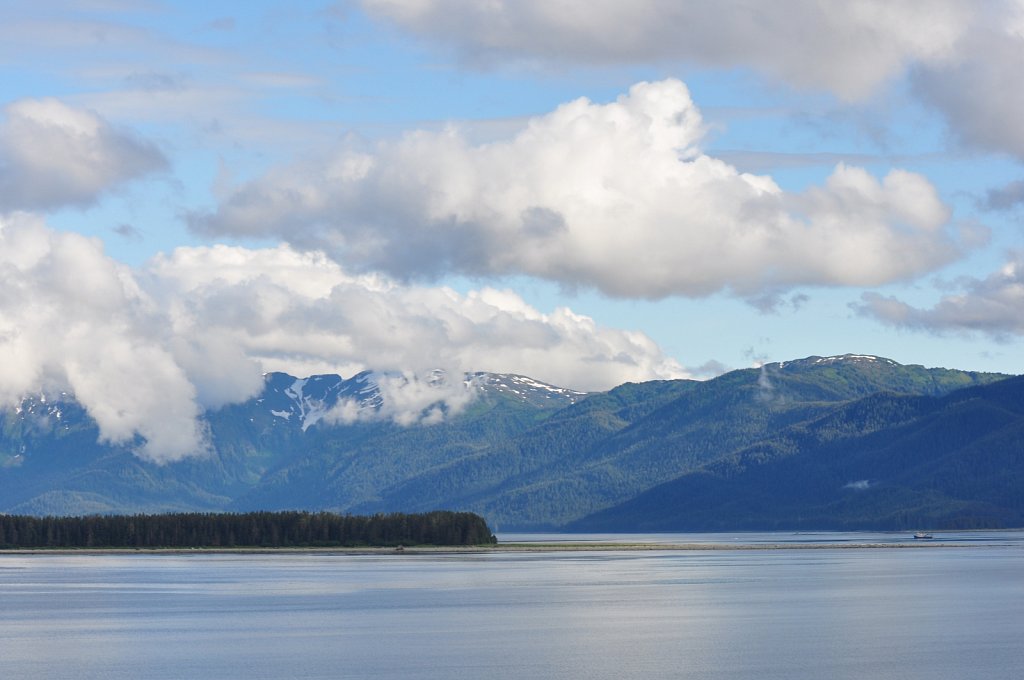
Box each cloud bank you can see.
[0,98,166,210]
[0,214,683,462]
[360,0,966,100]
[150,242,683,389]
[362,1,1024,164]
[192,79,962,300]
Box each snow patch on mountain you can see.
[473,373,587,404]
[812,354,897,365]
[11,393,72,431]
[774,354,900,370]
[258,369,586,430]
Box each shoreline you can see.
[0,541,983,556]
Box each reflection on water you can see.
[2,533,1023,680]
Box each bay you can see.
[2,532,1023,679]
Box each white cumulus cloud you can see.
[0,98,167,211]
[0,213,208,463]
[192,79,962,299]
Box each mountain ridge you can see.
[1,355,1018,530]
[570,374,1024,531]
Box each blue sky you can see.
[2,1,1024,459]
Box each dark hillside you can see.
[572,376,1024,531]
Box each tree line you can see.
[0,510,497,548]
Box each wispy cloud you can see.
[855,253,1024,338]
[981,180,1024,212]
[325,370,478,427]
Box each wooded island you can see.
[0,510,497,549]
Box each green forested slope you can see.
[455,357,1009,528]
[571,375,1024,531]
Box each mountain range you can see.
[1,355,1021,531]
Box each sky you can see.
[2,0,1024,461]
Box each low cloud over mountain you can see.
[0,214,682,462]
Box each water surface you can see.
[2,532,1022,679]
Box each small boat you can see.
[913,532,933,539]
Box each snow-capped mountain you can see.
[258,372,368,432]
[470,372,588,407]
[770,354,900,370]
[254,369,587,431]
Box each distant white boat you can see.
[913,532,934,539]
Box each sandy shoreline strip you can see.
[0,541,972,555]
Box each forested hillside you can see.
[0,356,1017,530]
[572,375,1024,531]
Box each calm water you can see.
[2,532,1022,680]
